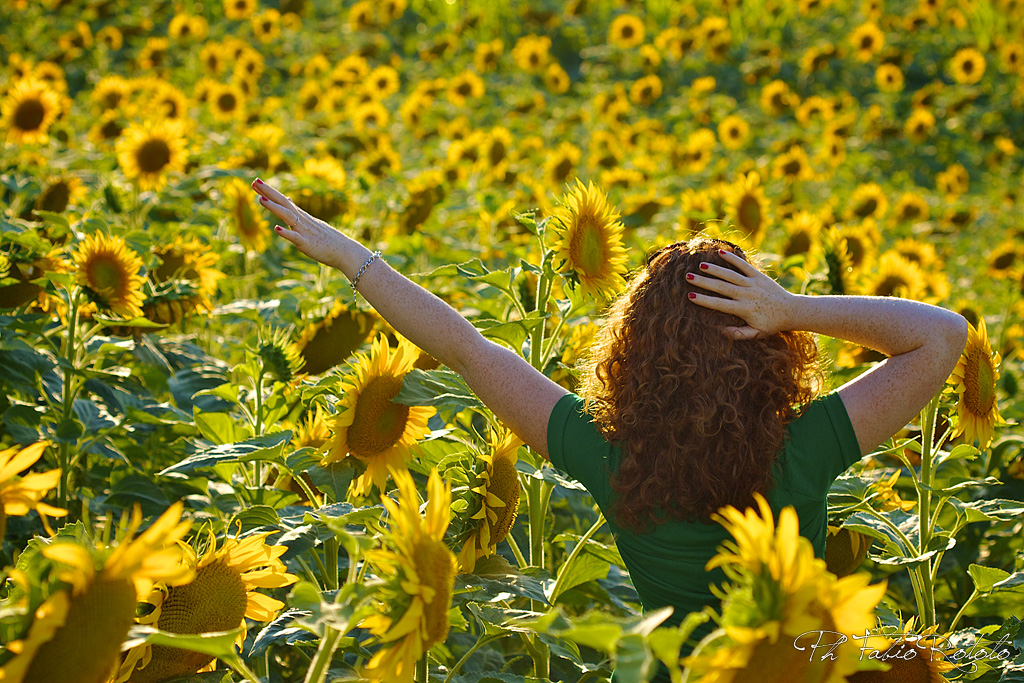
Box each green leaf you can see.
[971,564,1011,593]
[193,409,249,445]
[614,633,655,683]
[159,432,291,475]
[393,368,480,409]
[512,210,538,235]
[949,498,1024,523]
[546,552,610,604]
[455,555,552,603]
[305,462,356,502]
[234,505,281,531]
[476,313,546,350]
[123,625,242,659]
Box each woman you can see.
[250,178,968,679]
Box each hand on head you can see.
[686,249,796,340]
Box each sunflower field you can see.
[2,0,1024,681]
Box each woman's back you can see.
[546,389,863,661]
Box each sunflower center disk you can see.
[487,456,521,544]
[569,217,607,278]
[88,255,126,295]
[26,578,137,683]
[738,195,762,236]
[964,352,996,415]
[411,538,455,648]
[15,99,45,130]
[132,560,249,683]
[348,375,410,458]
[137,139,172,173]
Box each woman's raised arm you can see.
[688,249,969,456]
[250,178,568,459]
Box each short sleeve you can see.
[546,392,618,509]
[784,391,863,494]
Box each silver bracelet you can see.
[351,250,381,290]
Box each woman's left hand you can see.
[686,249,796,339]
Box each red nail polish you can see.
[275,225,282,232]
[255,178,264,185]
[260,196,268,203]
[686,273,695,280]
[688,292,697,300]
[699,263,709,270]
[718,249,727,255]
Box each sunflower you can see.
[223,0,256,20]
[986,240,1023,280]
[321,334,436,496]
[726,172,770,246]
[836,221,880,272]
[892,237,940,271]
[847,183,888,220]
[936,162,969,197]
[870,470,916,512]
[950,47,986,84]
[681,128,717,173]
[474,38,504,72]
[780,210,823,268]
[115,530,298,682]
[819,133,846,168]
[903,107,936,143]
[72,233,146,319]
[847,622,959,683]
[512,34,551,73]
[549,179,629,302]
[447,71,485,107]
[223,177,269,253]
[772,145,815,182]
[0,441,66,539]
[824,525,870,577]
[629,74,662,106]
[34,174,87,214]
[759,79,797,116]
[1000,42,1023,73]
[347,0,376,30]
[251,8,281,43]
[116,119,188,192]
[0,503,192,683]
[544,62,571,94]
[608,14,645,48]
[948,318,1003,450]
[1,77,63,145]
[352,101,390,132]
[360,467,455,683]
[718,115,749,150]
[295,300,378,375]
[850,22,885,61]
[795,95,835,126]
[152,82,188,120]
[893,192,930,222]
[875,63,904,92]
[678,188,715,235]
[207,82,245,122]
[686,493,888,683]
[96,25,123,50]
[90,75,132,114]
[857,251,928,300]
[457,428,524,573]
[545,141,582,188]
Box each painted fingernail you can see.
[275,225,283,232]
[255,178,264,185]
[259,196,268,203]
[699,263,709,270]
[718,249,727,255]
[686,273,695,280]
[688,292,697,300]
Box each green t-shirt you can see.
[546,390,863,682]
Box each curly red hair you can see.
[575,237,824,533]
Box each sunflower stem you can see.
[254,364,265,486]
[415,656,428,683]
[506,531,528,570]
[325,535,340,590]
[916,391,941,630]
[57,287,81,515]
[304,625,344,683]
[442,633,502,683]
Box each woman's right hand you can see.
[250,177,348,271]
[686,249,796,340]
